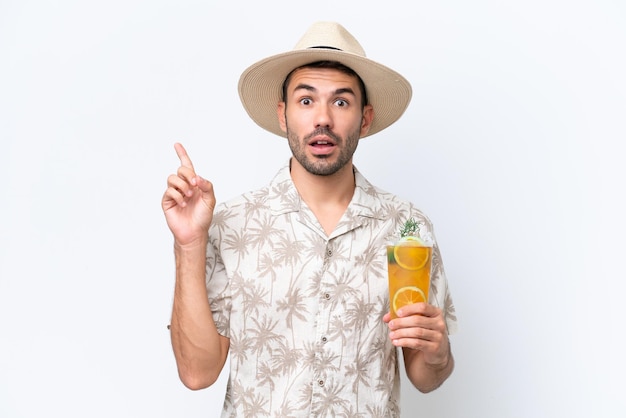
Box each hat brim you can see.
[238,48,412,139]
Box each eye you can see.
[299,98,312,105]
[334,99,348,107]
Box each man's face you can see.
[277,67,373,176]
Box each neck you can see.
[289,158,356,235]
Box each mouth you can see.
[308,137,336,155]
[304,128,340,155]
[308,134,337,147]
[310,138,335,146]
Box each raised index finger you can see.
[174,142,195,170]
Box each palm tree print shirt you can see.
[206,162,457,417]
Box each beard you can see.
[286,125,361,176]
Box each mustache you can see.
[304,127,341,143]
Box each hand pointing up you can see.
[161,143,216,247]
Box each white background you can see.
[1,1,625,417]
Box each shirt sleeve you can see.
[205,223,232,338]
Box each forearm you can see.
[403,341,454,393]
[170,238,228,390]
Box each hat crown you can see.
[293,21,366,57]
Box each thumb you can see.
[195,176,216,207]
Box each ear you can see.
[359,105,374,137]
[277,102,287,133]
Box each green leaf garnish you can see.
[399,217,420,238]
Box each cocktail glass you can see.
[387,236,432,319]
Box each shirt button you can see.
[318,379,325,387]
[321,336,328,343]
[323,293,331,300]
[326,249,332,257]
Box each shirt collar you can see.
[268,160,385,221]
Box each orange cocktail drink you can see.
[387,237,432,319]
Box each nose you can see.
[314,104,333,130]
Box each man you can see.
[162,21,457,417]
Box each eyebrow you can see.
[293,83,357,97]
